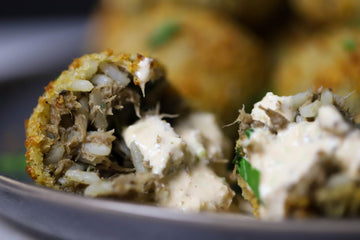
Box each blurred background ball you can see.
[291,0,360,25]
[272,26,360,116]
[89,0,269,126]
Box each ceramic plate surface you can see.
[0,20,359,240]
[0,174,360,240]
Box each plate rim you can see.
[0,174,359,235]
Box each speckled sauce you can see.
[158,163,234,211]
[238,89,360,219]
[123,113,234,212]
[249,117,341,219]
[123,115,187,176]
[32,51,234,212]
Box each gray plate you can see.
[0,174,359,240]
[0,18,359,240]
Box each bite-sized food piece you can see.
[234,88,360,220]
[25,50,234,212]
[272,27,360,118]
[89,1,268,126]
[291,0,360,25]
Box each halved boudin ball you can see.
[25,50,234,211]
[89,1,268,126]
[234,88,360,219]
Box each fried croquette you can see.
[25,50,234,211]
[272,27,360,116]
[89,1,268,126]
[234,88,360,219]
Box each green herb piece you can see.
[101,102,106,109]
[87,165,95,172]
[343,38,357,52]
[148,21,181,49]
[195,150,206,163]
[244,128,254,139]
[0,152,28,179]
[233,147,261,202]
[237,157,261,201]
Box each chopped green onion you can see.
[101,102,106,109]
[87,165,95,172]
[245,128,254,139]
[199,150,206,157]
[148,21,181,49]
[233,147,261,202]
[343,38,357,52]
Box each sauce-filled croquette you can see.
[25,50,234,212]
[234,88,360,220]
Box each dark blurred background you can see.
[0,0,97,17]
[0,0,98,180]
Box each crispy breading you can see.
[272,27,360,116]
[89,1,269,126]
[25,50,164,188]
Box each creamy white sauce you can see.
[135,57,152,96]
[66,111,233,211]
[251,90,312,124]
[249,120,340,219]
[122,113,234,211]
[242,90,359,220]
[158,163,234,212]
[175,113,230,161]
[123,115,187,176]
[177,128,206,161]
[336,131,360,178]
[318,105,351,135]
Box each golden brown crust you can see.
[236,176,259,218]
[89,2,268,126]
[25,51,164,188]
[273,27,360,115]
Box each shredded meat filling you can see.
[42,62,168,199]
